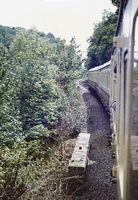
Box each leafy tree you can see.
[53,37,82,93]
[111,0,120,8]
[85,10,118,69]
[0,26,84,199]
[10,29,62,137]
[0,43,22,147]
[8,29,83,140]
[0,26,83,143]
[0,25,16,48]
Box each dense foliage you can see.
[0,25,84,199]
[85,10,118,69]
[111,0,120,8]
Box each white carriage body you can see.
[88,1,138,199]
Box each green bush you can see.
[0,27,84,199]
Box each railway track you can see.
[74,80,117,200]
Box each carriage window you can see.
[132,17,138,135]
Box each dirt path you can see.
[75,80,117,200]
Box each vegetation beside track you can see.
[0,26,85,199]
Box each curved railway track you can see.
[75,80,117,200]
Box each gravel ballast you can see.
[74,80,117,200]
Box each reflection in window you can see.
[132,17,138,135]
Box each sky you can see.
[0,0,116,57]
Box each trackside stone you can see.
[68,133,90,181]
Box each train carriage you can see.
[88,61,111,109]
[88,0,138,199]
